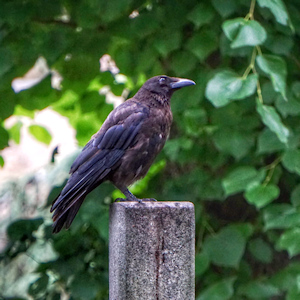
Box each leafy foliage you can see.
[1,0,300,299]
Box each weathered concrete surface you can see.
[109,201,195,300]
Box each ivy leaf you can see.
[7,218,44,241]
[238,281,280,299]
[70,275,99,300]
[263,204,300,230]
[213,129,254,160]
[0,155,4,167]
[154,31,181,57]
[28,274,49,298]
[187,3,215,28]
[256,54,287,100]
[0,47,13,77]
[276,94,300,117]
[232,20,267,48]
[195,251,210,277]
[28,124,52,145]
[245,184,280,208]
[203,226,246,267]
[257,129,285,154]
[186,30,218,62]
[8,121,22,144]
[249,238,273,263]
[0,125,9,150]
[291,184,300,207]
[282,149,300,175]
[223,19,267,48]
[205,71,257,107]
[257,0,294,30]
[277,228,300,257]
[212,0,238,18]
[222,166,263,196]
[222,18,245,41]
[256,100,289,144]
[170,50,198,76]
[197,277,236,300]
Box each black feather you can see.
[51,75,195,232]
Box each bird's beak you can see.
[170,78,196,89]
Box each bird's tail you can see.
[51,195,86,234]
[50,149,122,233]
[50,168,107,233]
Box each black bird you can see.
[51,75,195,233]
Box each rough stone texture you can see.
[109,201,195,300]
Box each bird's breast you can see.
[110,106,172,187]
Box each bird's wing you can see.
[51,101,149,228]
[69,101,149,175]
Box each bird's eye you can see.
[159,77,166,84]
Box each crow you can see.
[51,75,195,233]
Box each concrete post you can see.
[109,201,195,300]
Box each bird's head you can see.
[143,75,195,94]
[138,75,195,104]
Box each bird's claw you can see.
[114,197,157,203]
[142,198,157,202]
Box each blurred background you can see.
[1,0,300,299]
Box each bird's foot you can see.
[115,197,142,203]
[141,198,157,202]
[114,197,157,203]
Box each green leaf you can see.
[269,262,300,291]
[266,34,294,56]
[256,54,287,100]
[205,71,257,107]
[164,139,181,162]
[7,218,44,241]
[232,20,267,48]
[287,287,300,300]
[187,3,215,28]
[70,275,99,300]
[222,18,245,41]
[98,0,130,23]
[256,100,289,143]
[195,251,210,277]
[212,0,238,18]
[245,184,280,208]
[0,155,4,167]
[276,94,300,117]
[213,129,254,160]
[263,204,300,230]
[8,121,22,144]
[0,89,16,119]
[223,19,267,48]
[291,184,300,207]
[257,0,293,29]
[28,124,52,145]
[231,223,254,240]
[170,50,198,76]
[277,228,300,257]
[183,108,207,137]
[186,30,218,62]
[238,280,280,298]
[197,277,236,300]
[0,125,9,149]
[249,238,273,263]
[203,226,246,267]
[154,31,181,57]
[0,47,13,77]
[257,128,285,154]
[222,166,260,196]
[28,274,49,298]
[282,149,300,175]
